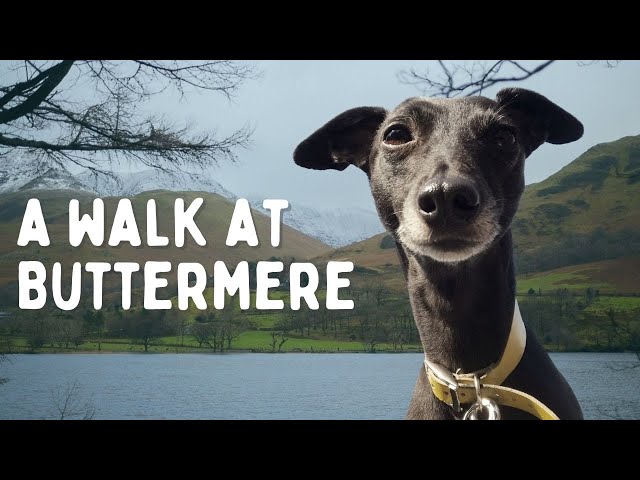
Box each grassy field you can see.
[583,296,640,314]
[232,330,421,353]
[516,257,640,295]
[517,271,612,294]
[1,333,422,354]
[2,336,180,353]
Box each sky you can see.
[4,60,640,212]
[160,60,640,211]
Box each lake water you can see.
[0,352,638,420]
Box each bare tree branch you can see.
[0,61,74,122]
[576,60,621,68]
[400,60,623,98]
[50,378,96,420]
[0,60,257,176]
[398,60,556,98]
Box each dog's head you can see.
[294,88,583,263]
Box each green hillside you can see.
[514,135,640,273]
[518,135,640,241]
[517,257,640,295]
[318,232,405,292]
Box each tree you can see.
[23,314,50,352]
[171,312,189,350]
[0,309,22,337]
[190,306,248,352]
[389,306,416,351]
[82,309,105,351]
[219,305,248,351]
[0,354,8,386]
[277,333,289,352]
[269,331,289,353]
[585,287,596,305]
[50,314,84,349]
[269,331,278,352]
[190,320,216,349]
[398,60,620,98]
[121,309,173,352]
[0,60,255,178]
[363,336,380,353]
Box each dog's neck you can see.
[398,232,515,374]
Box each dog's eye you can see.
[383,126,412,145]
[492,126,516,147]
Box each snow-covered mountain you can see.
[250,199,384,248]
[0,157,384,247]
[0,157,235,199]
[0,157,91,194]
[76,169,236,199]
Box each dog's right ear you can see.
[293,107,387,174]
[495,88,583,157]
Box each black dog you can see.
[294,88,583,419]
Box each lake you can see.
[0,352,638,419]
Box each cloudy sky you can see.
[163,60,640,212]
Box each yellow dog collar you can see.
[424,300,559,420]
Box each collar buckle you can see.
[425,360,462,413]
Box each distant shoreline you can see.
[3,348,631,355]
[2,349,424,355]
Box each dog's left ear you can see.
[496,88,583,156]
[294,106,387,175]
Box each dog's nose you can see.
[418,178,480,224]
